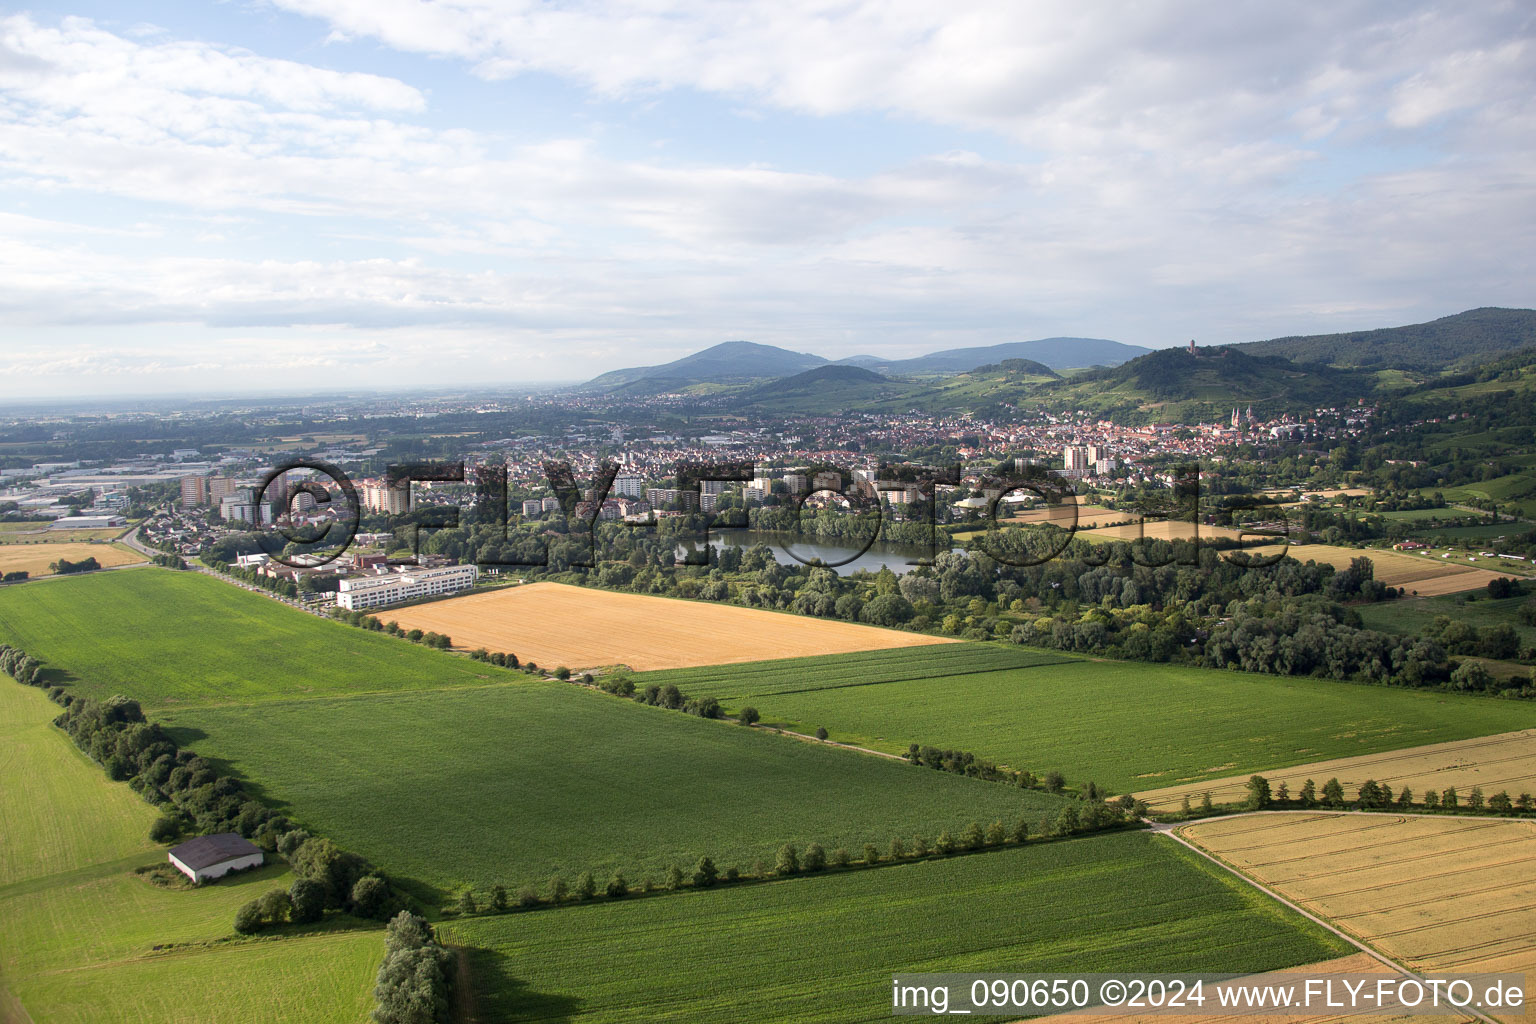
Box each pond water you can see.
[704,532,948,575]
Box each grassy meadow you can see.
[444,831,1354,1024]
[0,677,379,1024]
[645,648,1536,792]
[1356,591,1536,651]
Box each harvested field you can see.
[1286,544,1517,596]
[0,527,127,543]
[0,542,141,578]
[1064,952,1471,1023]
[1138,730,1536,812]
[385,581,955,670]
[1181,812,1536,1021]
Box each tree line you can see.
[439,803,1139,919]
[1199,774,1536,817]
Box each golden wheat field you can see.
[1055,951,1473,1024]
[1182,813,1536,1022]
[0,542,142,579]
[1285,544,1516,596]
[1137,730,1536,813]
[384,581,956,670]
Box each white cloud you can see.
[0,5,1533,393]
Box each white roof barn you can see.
[167,833,264,883]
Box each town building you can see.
[48,514,127,530]
[336,563,478,610]
[179,475,207,509]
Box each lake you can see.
[703,531,946,575]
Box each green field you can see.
[159,681,1066,898]
[1357,592,1536,651]
[0,680,379,1024]
[644,649,1536,792]
[0,570,1067,900]
[444,831,1354,1023]
[0,567,514,708]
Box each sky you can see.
[0,2,1532,396]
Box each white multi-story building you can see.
[522,499,543,516]
[1063,446,1089,475]
[612,475,645,498]
[221,491,256,523]
[336,564,478,611]
[541,495,561,512]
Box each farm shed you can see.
[167,833,264,883]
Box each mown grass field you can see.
[647,649,1536,793]
[0,567,517,708]
[0,681,158,886]
[160,680,1066,898]
[0,678,379,1024]
[443,831,1354,1024]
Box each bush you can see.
[351,876,391,919]
[830,846,851,868]
[555,666,571,680]
[489,884,509,912]
[605,871,628,898]
[738,706,760,726]
[289,878,326,924]
[517,886,540,908]
[575,872,596,901]
[148,815,179,843]
[233,900,263,934]
[814,726,829,740]
[692,856,719,887]
[802,843,826,872]
[775,843,800,876]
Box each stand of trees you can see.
[49,555,101,575]
[372,912,454,1024]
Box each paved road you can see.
[123,525,332,617]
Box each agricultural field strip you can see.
[1180,814,1536,994]
[639,644,1078,700]
[386,580,955,672]
[442,832,1357,1024]
[1137,730,1536,811]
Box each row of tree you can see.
[328,609,455,649]
[447,805,1139,917]
[1238,774,1536,815]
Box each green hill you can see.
[1026,346,1370,422]
[1236,307,1536,370]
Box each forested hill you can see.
[1235,307,1536,370]
[1029,346,1371,422]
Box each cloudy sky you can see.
[1,2,1532,395]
